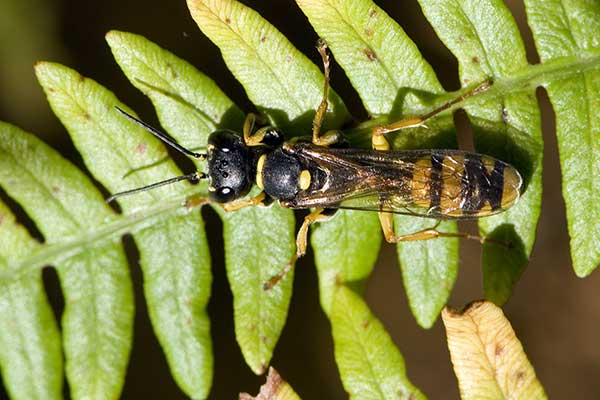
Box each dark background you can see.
[1,0,599,398]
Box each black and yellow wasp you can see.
[109,40,522,289]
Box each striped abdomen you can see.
[410,151,522,218]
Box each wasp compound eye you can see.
[211,186,236,203]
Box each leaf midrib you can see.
[497,51,600,89]
[84,249,101,397]
[123,48,218,131]
[454,0,495,75]
[199,3,305,115]
[557,1,578,55]
[322,0,401,94]
[4,53,598,284]
[5,281,39,399]
[253,209,265,361]
[1,189,198,283]
[165,216,195,384]
[0,148,83,235]
[47,72,178,206]
[468,313,505,397]
[344,310,387,400]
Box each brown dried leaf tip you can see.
[442,300,547,399]
[239,367,301,400]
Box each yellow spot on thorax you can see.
[299,169,311,190]
[256,154,266,189]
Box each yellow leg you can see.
[372,128,391,151]
[373,79,491,245]
[310,39,343,147]
[378,212,506,245]
[221,192,267,212]
[371,80,492,149]
[264,208,331,290]
[185,195,211,209]
[243,112,256,142]
[243,113,274,147]
[312,39,330,144]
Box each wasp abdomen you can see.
[411,152,522,218]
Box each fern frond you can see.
[0,0,597,398]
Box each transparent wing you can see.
[287,145,521,219]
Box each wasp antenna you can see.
[114,106,207,160]
[106,171,206,203]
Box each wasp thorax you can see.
[261,148,302,201]
[207,130,254,203]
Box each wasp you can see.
[109,40,522,290]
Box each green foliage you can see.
[0,200,62,400]
[186,0,349,133]
[0,121,133,399]
[311,210,381,315]
[297,0,459,328]
[524,0,600,277]
[106,30,245,155]
[419,0,543,306]
[35,62,213,399]
[107,29,294,376]
[394,218,458,328]
[217,202,295,374]
[0,0,598,399]
[331,286,425,400]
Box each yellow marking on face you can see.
[208,186,216,192]
[256,154,266,190]
[299,169,311,190]
[411,156,432,208]
[440,155,465,216]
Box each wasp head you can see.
[206,130,254,203]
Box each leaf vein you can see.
[322,0,401,93]
[453,0,494,76]
[199,4,304,115]
[0,149,82,234]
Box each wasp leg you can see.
[378,212,507,245]
[309,39,343,148]
[312,39,330,144]
[264,208,332,290]
[185,195,211,209]
[242,113,269,146]
[221,191,267,212]
[372,80,492,140]
[372,127,392,151]
[242,113,284,148]
[243,112,257,144]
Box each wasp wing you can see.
[285,144,520,220]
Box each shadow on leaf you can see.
[482,223,528,305]
[470,116,541,193]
